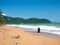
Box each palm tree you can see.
[0,9,3,16]
[0,9,5,25]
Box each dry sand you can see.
[0,26,60,45]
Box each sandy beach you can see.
[0,26,60,45]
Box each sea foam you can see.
[6,24,60,35]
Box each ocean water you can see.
[24,23,60,27]
[6,23,60,35]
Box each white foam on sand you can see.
[6,24,60,35]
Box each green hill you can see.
[0,15,51,24]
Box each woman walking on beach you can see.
[38,27,40,33]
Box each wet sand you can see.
[23,28,60,39]
[0,26,60,45]
[25,31,60,39]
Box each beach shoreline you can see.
[6,24,60,35]
[15,26,60,39]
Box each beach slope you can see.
[0,26,60,45]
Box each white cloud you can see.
[2,13,6,16]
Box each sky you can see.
[0,0,60,22]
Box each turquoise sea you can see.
[20,22,60,27]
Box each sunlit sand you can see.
[0,26,60,45]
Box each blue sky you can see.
[0,0,60,22]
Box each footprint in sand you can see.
[16,42,18,44]
[12,35,20,39]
